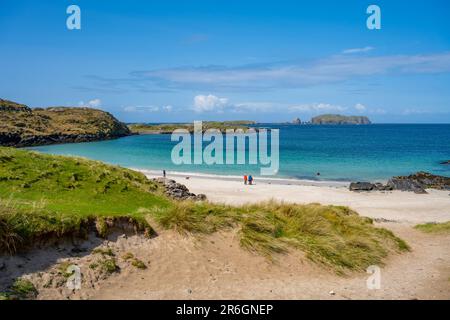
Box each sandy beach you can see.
[142,171,450,224]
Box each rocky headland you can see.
[0,98,131,147]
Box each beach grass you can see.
[0,146,408,273]
[149,200,409,273]
[415,221,450,234]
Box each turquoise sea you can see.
[28,124,450,182]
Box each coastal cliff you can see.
[0,99,131,147]
[311,114,371,125]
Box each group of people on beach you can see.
[243,175,254,185]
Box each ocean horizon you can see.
[27,123,450,182]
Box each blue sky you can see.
[1,0,450,123]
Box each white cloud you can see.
[162,105,173,112]
[354,103,366,111]
[342,46,374,54]
[233,102,278,112]
[124,105,159,113]
[78,98,102,108]
[288,103,346,113]
[131,52,450,91]
[88,98,101,108]
[193,94,229,113]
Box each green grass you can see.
[131,258,147,269]
[0,147,168,252]
[0,147,169,217]
[415,221,450,234]
[121,252,134,260]
[99,258,118,274]
[92,247,115,257]
[0,147,409,273]
[1,278,39,299]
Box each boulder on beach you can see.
[350,172,449,194]
[349,182,375,191]
[387,172,450,194]
[152,177,207,201]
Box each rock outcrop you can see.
[349,182,393,192]
[0,98,131,147]
[292,118,302,125]
[387,172,450,193]
[349,172,449,194]
[311,114,371,125]
[152,178,207,201]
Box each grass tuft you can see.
[10,278,38,299]
[99,258,119,274]
[153,200,409,273]
[131,258,147,269]
[415,221,450,234]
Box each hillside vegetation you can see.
[0,147,407,272]
[0,98,131,147]
[128,121,255,134]
[311,114,371,125]
[415,221,450,234]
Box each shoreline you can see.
[133,168,352,188]
[139,169,450,224]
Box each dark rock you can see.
[373,182,393,191]
[388,172,450,193]
[349,182,375,191]
[386,179,426,194]
[152,178,207,201]
[350,172,449,194]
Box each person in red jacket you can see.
[244,175,248,185]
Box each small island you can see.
[311,114,371,125]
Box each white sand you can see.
[144,172,450,224]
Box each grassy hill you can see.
[311,114,371,125]
[0,98,131,147]
[0,147,407,272]
[128,121,255,134]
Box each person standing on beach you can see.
[244,175,248,185]
[248,175,253,185]
[163,170,166,178]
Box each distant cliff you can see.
[0,99,131,147]
[311,114,371,125]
